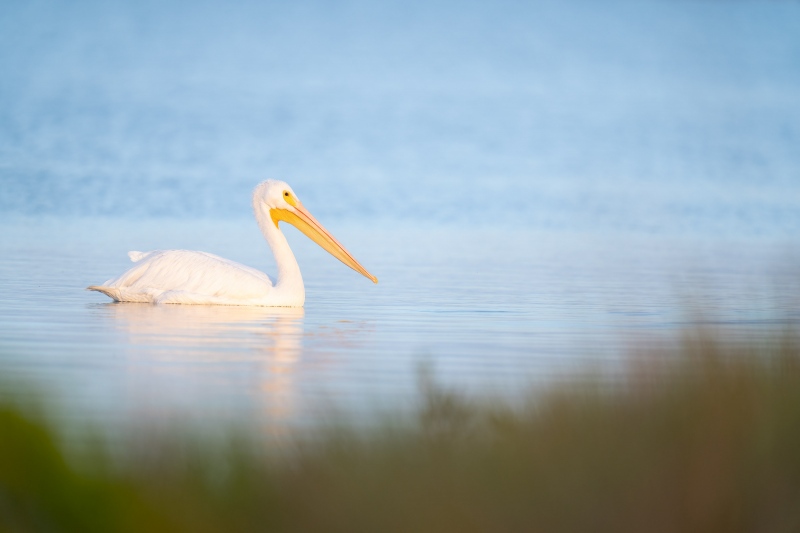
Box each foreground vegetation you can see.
[2,332,800,532]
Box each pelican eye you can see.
[282,190,299,207]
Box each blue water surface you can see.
[0,0,798,431]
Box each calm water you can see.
[1,0,799,430]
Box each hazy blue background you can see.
[0,0,798,430]
[2,0,799,234]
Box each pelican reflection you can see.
[93,303,305,433]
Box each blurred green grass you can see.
[3,331,800,533]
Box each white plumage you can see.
[88,180,377,307]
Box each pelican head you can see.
[254,180,378,283]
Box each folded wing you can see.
[88,250,273,304]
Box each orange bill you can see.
[271,203,378,283]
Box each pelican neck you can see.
[254,203,304,294]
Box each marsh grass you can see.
[2,330,800,532]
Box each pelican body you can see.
[88,180,377,307]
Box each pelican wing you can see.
[90,250,273,304]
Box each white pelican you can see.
[88,180,377,306]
